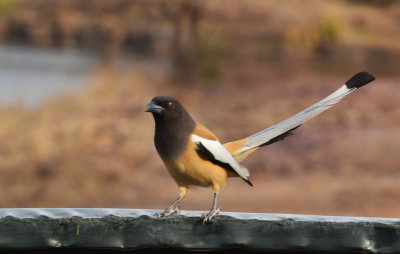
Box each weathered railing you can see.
[0,208,399,253]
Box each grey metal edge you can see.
[0,208,399,253]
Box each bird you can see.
[145,72,375,223]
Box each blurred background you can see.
[0,0,399,217]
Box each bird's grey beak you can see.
[145,101,165,114]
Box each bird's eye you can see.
[167,102,174,108]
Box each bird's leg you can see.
[155,194,181,217]
[203,192,221,223]
[155,187,187,217]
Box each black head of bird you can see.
[145,96,194,124]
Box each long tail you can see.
[224,72,375,162]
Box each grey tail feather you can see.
[259,125,301,147]
[233,71,375,163]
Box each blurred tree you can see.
[315,17,342,56]
[160,0,203,83]
[195,34,226,83]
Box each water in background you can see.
[0,44,100,109]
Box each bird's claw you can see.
[202,207,221,223]
[155,206,180,218]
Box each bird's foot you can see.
[155,205,180,218]
[202,207,221,223]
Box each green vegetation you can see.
[195,34,227,83]
[318,17,342,44]
[0,0,17,15]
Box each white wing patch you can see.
[191,134,250,181]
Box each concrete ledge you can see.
[0,208,399,253]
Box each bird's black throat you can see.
[152,110,196,160]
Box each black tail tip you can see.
[345,71,375,89]
[244,178,253,187]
